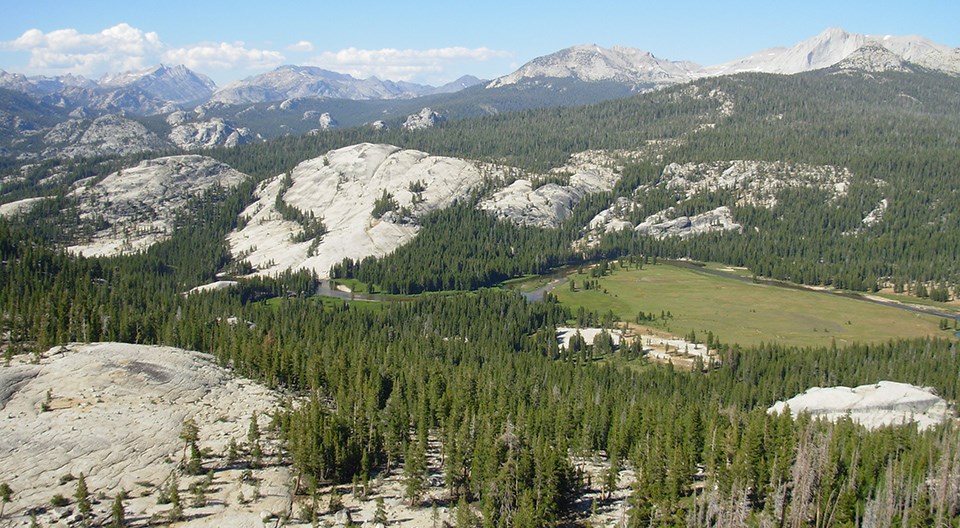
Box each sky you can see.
[1,0,957,86]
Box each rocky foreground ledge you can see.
[0,343,288,527]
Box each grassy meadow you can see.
[553,262,949,348]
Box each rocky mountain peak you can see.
[834,44,915,73]
[210,65,434,104]
[706,27,960,76]
[99,63,216,104]
[487,44,701,88]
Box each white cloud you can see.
[2,23,284,79]
[308,46,511,81]
[287,40,314,53]
[163,42,285,72]
[1,25,510,84]
[4,23,163,76]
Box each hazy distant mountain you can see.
[209,65,443,104]
[705,27,960,76]
[429,75,484,94]
[0,64,216,115]
[488,44,702,89]
[0,70,97,95]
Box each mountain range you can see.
[0,64,215,116]
[490,27,960,88]
[704,27,960,75]
[1,27,959,160]
[209,65,484,105]
[2,27,957,119]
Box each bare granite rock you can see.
[228,143,495,278]
[769,381,953,430]
[45,114,171,159]
[633,206,741,239]
[479,150,623,228]
[661,160,855,208]
[402,107,445,131]
[0,342,289,527]
[168,117,254,149]
[67,154,248,257]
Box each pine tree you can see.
[75,473,91,520]
[0,482,11,519]
[187,441,203,475]
[168,473,183,521]
[403,440,427,506]
[248,412,263,467]
[454,496,476,528]
[603,455,620,500]
[179,418,199,463]
[248,412,261,444]
[328,486,343,513]
[111,493,126,528]
[227,437,239,463]
[374,496,387,525]
[431,501,440,528]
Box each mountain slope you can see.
[429,74,485,94]
[487,29,959,93]
[0,86,70,150]
[43,113,171,159]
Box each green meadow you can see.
[554,262,948,348]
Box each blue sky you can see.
[1,0,957,85]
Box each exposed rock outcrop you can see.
[318,111,338,130]
[861,198,888,226]
[44,113,171,158]
[68,155,248,257]
[769,381,952,430]
[402,107,445,130]
[634,206,741,239]
[168,117,254,149]
[834,44,916,73]
[479,150,623,228]
[0,343,287,526]
[479,177,597,228]
[228,143,495,278]
[661,160,854,207]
